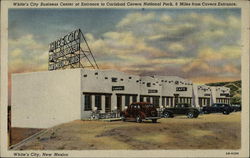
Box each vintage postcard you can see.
[1,0,249,157]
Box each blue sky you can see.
[8,8,241,83]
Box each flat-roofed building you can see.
[11,68,230,128]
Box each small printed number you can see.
[226,152,239,155]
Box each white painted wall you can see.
[154,76,193,97]
[140,76,161,96]
[80,69,141,118]
[12,69,81,128]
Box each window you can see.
[170,98,173,107]
[129,77,132,79]
[152,97,159,108]
[136,80,139,82]
[95,95,102,110]
[84,94,92,111]
[83,74,87,77]
[146,97,150,102]
[140,96,143,102]
[120,78,124,81]
[162,97,165,106]
[166,97,169,106]
[147,82,151,87]
[153,83,155,85]
[198,98,202,107]
[132,95,137,102]
[207,99,210,106]
[142,82,145,84]
[105,77,108,79]
[117,95,122,111]
[105,95,111,113]
[175,81,179,85]
[95,72,98,75]
[112,77,117,82]
[125,95,130,106]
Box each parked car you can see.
[120,102,161,123]
[162,103,199,118]
[202,103,233,115]
[231,104,241,112]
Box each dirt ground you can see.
[14,112,241,150]
[10,128,43,145]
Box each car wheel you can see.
[121,115,126,122]
[223,111,229,115]
[136,116,142,123]
[152,119,157,123]
[163,112,171,118]
[203,110,209,114]
[187,112,194,118]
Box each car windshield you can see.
[145,104,154,107]
[176,104,190,108]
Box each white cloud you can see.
[168,43,185,53]
[160,14,172,23]
[9,34,48,73]
[117,12,155,27]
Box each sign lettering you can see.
[48,29,82,71]
[220,93,229,97]
[112,86,125,91]
[148,89,158,93]
[176,87,187,91]
[49,29,80,51]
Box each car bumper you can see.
[144,117,161,120]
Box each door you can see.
[131,104,139,118]
[211,104,218,113]
[117,95,122,112]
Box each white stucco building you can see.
[11,68,230,128]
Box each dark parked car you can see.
[202,103,233,114]
[120,102,161,123]
[162,103,199,118]
[231,104,241,112]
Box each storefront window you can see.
[125,95,130,106]
[153,97,159,108]
[117,95,122,111]
[105,95,111,112]
[95,95,102,110]
[132,95,137,103]
[84,94,92,111]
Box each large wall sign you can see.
[48,29,99,71]
[49,29,80,52]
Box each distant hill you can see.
[206,80,241,105]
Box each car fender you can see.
[186,109,199,115]
[163,109,174,115]
[139,112,146,119]
[120,111,125,116]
